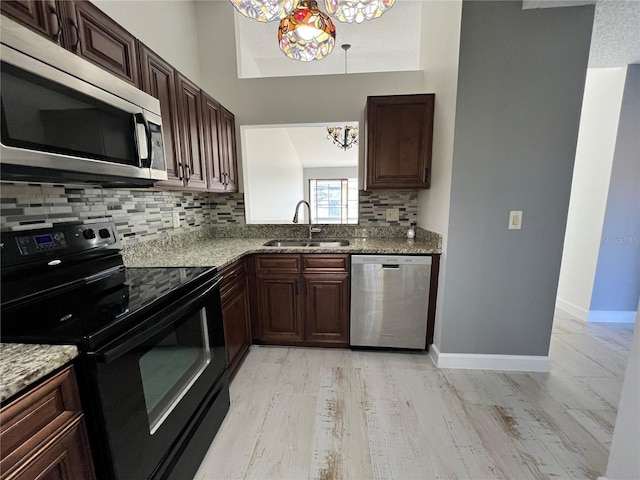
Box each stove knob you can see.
[99,228,111,239]
[83,229,96,240]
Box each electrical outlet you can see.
[172,211,180,229]
[508,210,522,230]
[386,208,400,222]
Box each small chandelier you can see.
[327,125,358,150]
[278,0,336,61]
[325,0,396,24]
[230,0,295,22]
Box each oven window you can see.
[139,308,211,434]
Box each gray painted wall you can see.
[439,1,594,355]
[590,65,640,312]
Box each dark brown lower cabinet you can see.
[253,254,350,348]
[219,259,251,378]
[0,366,96,480]
[256,273,303,344]
[303,273,349,346]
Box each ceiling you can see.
[235,0,639,79]
[235,0,422,78]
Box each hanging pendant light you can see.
[230,0,295,23]
[325,0,395,24]
[278,0,336,61]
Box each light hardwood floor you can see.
[195,314,635,480]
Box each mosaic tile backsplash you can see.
[0,183,245,246]
[0,183,419,245]
[359,190,418,227]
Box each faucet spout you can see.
[293,200,315,239]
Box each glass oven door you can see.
[86,275,227,480]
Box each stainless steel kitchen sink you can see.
[263,239,350,247]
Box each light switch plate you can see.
[172,211,180,229]
[386,208,400,222]
[508,210,523,230]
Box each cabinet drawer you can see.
[0,366,83,476]
[254,255,301,274]
[220,259,246,294]
[302,255,349,273]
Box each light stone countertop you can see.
[0,343,78,403]
[124,237,441,269]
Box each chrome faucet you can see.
[293,200,321,239]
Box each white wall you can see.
[416,0,462,347]
[243,128,303,223]
[92,0,202,84]
[605,309,639,480]
[556,67,627,321]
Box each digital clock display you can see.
[34,234,53,245]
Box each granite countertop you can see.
[0,343,78,403]
[124,237,441,269]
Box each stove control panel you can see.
[16,231,68,255]
[2,221,121,266]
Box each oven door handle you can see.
[90,275,223,364]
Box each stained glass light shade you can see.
[230,0,295,23]
[278,0,336,61]
[325,0,395,23]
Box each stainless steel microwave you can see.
[0,16,167,186]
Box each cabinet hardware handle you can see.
[178,162,184,180]
[185,164,191,182]
[48,6,62,44]
[68,19,80,51]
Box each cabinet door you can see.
[9,417,96,480]
[365,94,434,189]
[176,74,207,190]
[303,273,349,346]
[219,106,239,192]
[201,93,225,192]
[66,1,140,87]
[1,0,62,45]
[139,44,184,188]
[256,274,303,344]
[221,276,251,378]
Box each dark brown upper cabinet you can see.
[365,94,434,190]
[66,0,140,86]
[2,0,140,87]
[0,0,62,45]
[201,93,226,191]
[139,44,184,189]
[219,106,239,192]
[175,73,208,191]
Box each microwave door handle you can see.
[135,113,152,168]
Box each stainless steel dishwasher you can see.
[350,255,431,349]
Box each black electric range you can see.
[1,221,230,480]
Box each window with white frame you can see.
[309,179,358,224]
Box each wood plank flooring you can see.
[194,315,635,480]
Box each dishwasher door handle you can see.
[381,264,400,269]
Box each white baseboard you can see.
[588,310,637,324]
[429,344,551,372]
[556,298,588,321]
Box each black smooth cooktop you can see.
[1,265,217,351]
